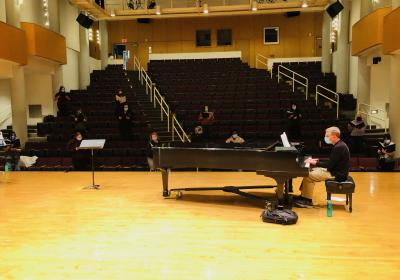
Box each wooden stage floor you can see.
[0,171,399,279]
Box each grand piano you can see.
[153,145,310,207]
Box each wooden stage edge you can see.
[1,171,400,279]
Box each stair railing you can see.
[315,85,339,119]
[255,54,272,78]
[133,55,190,142]
[357,103,388,132]
[171,114,191,143]
[277,64,309,100]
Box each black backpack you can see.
[261,208,298,225]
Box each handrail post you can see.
[305,79,308,100]
[160,96,163,121]
[315,86,318,106]
[292,72,295,92]
[277,67,280,83]
[172,115,175,141]
[336,99,339,119]
[167,109,170,132]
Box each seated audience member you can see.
[377,134,396,171]
[198,105,214,139]
[286,103,302,140]
[348,114,366,154]
[115,89,127,115]
[117,104,134,140]
[54,86,71,116]
[3,131,21,171]
[66,131,90,171]
[191,125,204,143]
[0,131,5,146]
[146,131,159,171]
[225,130,245,144]
[293,127,350,208]
[73,108,87,136]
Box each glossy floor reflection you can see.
[0,171,399,279]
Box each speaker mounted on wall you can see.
[326,1,344,18]
[76,13,93,29]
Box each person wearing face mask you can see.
[286,103,302,140]
[117,104,134,140]
[348,114,366,154]
[293,126,350,208]
[146,131,159,171]
[54,86,71,117]
[115,89,127,115]
[377,134,396,171]
[73,108,88,136]
[225,130,245,144]
[66,131,90,171]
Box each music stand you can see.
[78,139,106,190]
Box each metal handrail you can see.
[133,55,190,142]
[357,103,388,131]
[277,65,309,100]
[315,85,340,119]
[255,54,270,77]
[171,114,191,143]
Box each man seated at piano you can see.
[293,126,350,208]
[225,130,245,144]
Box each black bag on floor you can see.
[261,208,298,225]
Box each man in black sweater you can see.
[294,126,350,208]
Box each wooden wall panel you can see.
[21,22,66,64]
[89,21,101,60]
[0,22,27,65]
[352,7,392,56]
[383,7,400,54]
[108,12,323,68]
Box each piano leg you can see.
[161,169,170,197]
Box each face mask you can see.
[61,89,65,93]
[324,136,332,145]
[232,134,238,139]
[292,106,296,110]
[77,136,82,141]
[384,139,390,144]
[204,106,208,112]
[356,117,362,122]
[124,107,128,111]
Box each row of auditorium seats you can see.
[148,58,340,145]
[272,61,336,92]
[22,65,155,170]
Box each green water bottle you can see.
[4,162,11,172]
[327,200,333,217]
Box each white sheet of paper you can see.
[281,132,291,148]
[331,196,346,202]
[79,139,106,149]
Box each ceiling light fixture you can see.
[203,3,209,14]
[251,1,258,11]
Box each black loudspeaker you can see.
[373,57,382,64]
[76,13,93,29]
[326,1,344,18]
[137,18,151,24]
[286,11,300,18]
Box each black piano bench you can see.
[325,176,355,213]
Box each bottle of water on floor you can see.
[327,200,333,217]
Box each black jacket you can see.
[316,140,350,181]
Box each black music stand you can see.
[78,139,105,190]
